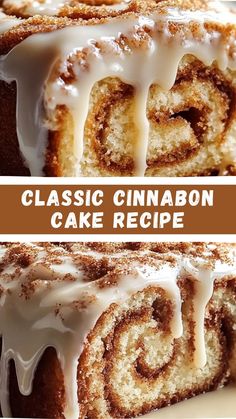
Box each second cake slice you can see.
[1,0,236,176]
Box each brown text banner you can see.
[0,184,234,235]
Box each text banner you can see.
[0,184,234,235]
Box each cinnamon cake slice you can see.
[1,1,236,176]
[0,242,235,418]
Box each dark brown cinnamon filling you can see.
[88,62,236,176]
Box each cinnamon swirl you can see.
[1,1,236,176]
[0,242,235,418]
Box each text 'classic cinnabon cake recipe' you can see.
[0,242,235,418]
[1,0,236,176]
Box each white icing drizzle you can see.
[1,6,236,175]
[183,260,216,368]
[0,244,235,418]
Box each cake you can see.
[1,0,236,176]
[0,242,235,418]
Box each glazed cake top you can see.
[1,0,236,73]
[0,0,228,20]
[0,0,235,47]
[0,242,235,299]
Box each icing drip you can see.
[183,260,216,368]
[0,244,235,418]
[1,7,236,175]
